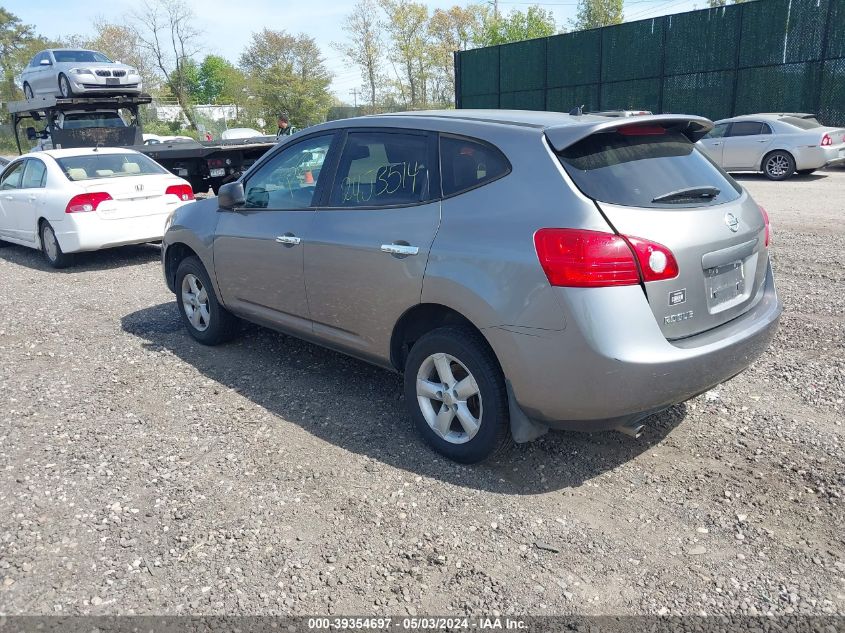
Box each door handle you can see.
[756,139,768,143]
[275,234,301,246]
[381,243,419,256]
[28,195,37,201]
[711,142,722,146]
[3,195,12,200]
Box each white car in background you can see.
[697,113,845,180]
[220,127,264,140]
[0,148,194,268]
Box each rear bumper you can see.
[485,262,781,431]
[55,212,170,253]
[793,145,845,170]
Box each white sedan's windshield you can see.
[53,50,112,63]
[56,153,167,181]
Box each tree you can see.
[572,0,623,30]
[192,55,245,104]
[335,0,384,111]
[0,9,38,100]
[240,29,333,127]
[475,6,557,47]
[129,0,203,129]
[379,0,431,108]
[707,0,748,6]
[428,5,484,106]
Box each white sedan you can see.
[697,113,845,180]
[0,148,194,268]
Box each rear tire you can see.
[403,326,511,464]
[175,256,239,345]
[23,83,33,100]
[40,222,72,269]
[58,74,73,98]
[762,150,795,181]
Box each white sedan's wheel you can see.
[58,74,73,98]
[40,222,71,268]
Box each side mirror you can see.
[217,182,245,210]
[39,58,51,66]
[26,127,37,141]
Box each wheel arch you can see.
[390,302,500,373]
[163,242,200,293]
[760,148,794,172]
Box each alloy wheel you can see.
[181,273,211,332]
[766,154,789,178]
[416,352,482,444]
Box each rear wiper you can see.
[652,186,720,203]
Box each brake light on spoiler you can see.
[534,228,678,288]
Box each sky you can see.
[3,0,701,101]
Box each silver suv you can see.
[162,110,782,463]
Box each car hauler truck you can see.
[7,94,277,193]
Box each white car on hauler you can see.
[0,148,194,268]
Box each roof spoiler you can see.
[545,115,714,152]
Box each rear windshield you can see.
[56,153,167,181]
[53,50,112,63]
[557,130,742,208]
[62,112,127,130]
[779,116,821,129]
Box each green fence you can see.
[455,0,845,125]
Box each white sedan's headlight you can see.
[70,68,93,75]
[127,68,138,75]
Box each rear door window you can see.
[557,129,742,208]
[440,135,510,197]
[728,121,765,136]
[328,131,432,208]
[21,160,47,188]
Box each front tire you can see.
[175,256,239,345]
[23,83,33,100]
[40,222,72,268]
[403,326,510,463]
[58,74,73,98]
[762,151,795,180]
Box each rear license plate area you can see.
[705,260,745,309]
[106,78,119,85]
[209,168,225,177]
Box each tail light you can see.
[65,192,112,213]
[622,236,679,282]
[207,158,225,169]
[533,228,678,288]
[760,205,771,247]
[166,184,195,201]
[821,133,832,147]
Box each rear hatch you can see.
[548,117,769,340]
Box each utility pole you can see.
[349,88,360,108]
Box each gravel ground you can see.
[0,170,843,618]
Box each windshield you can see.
[56,153,167,181]
[557,130,742,208]
[61,113,127,130]
[53,50,112,64]
[780,116,822,130]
